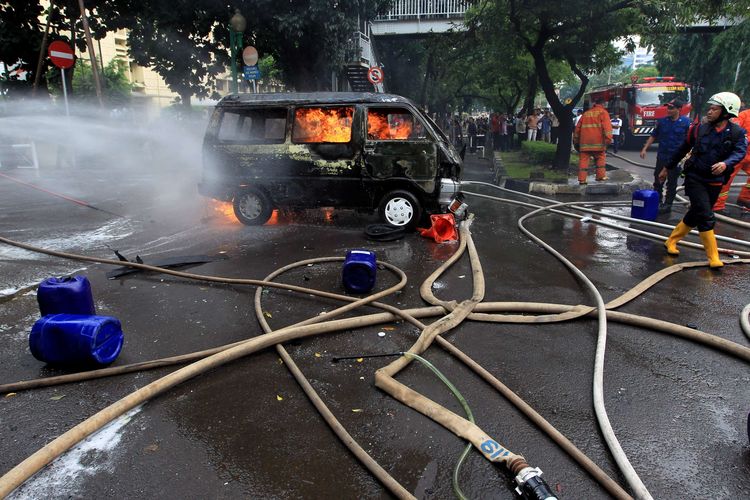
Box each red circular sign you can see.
[367,66,384,85]
[48,41,75,69]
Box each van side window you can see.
[293,106,353,143]
[218,108,287,144]
[367,108,427,141]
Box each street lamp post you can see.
[229,9,246,94]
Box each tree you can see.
[0,2,45,98]
[493,0,641,168]
[244,0,391,91]
[72,59,133,103]
[651,20,750,105]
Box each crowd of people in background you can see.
[442,106,635,157]
[443,108,574,154]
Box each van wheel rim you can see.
[238,193,262,220]
[384,197,413,226]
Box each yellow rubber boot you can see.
[699,230,724,268]
[664,221,692,255]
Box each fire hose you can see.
[1,205,749,498]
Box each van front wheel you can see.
[233,188,273,225]
[378,191,421,229]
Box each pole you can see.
[32,1,55,97]
[61,68,70,116]
[734,42,744,91]
[77,0,103,106]
[252,79,257,94]
[230,30,237,94]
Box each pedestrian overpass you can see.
[372,0,468,36]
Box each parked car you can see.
[199,92,462,227]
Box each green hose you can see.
[401,352,475,500]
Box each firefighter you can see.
[573,98,613,185]
[713,102,750,213]
[659,92,747,268]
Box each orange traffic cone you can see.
[418,214,458,243]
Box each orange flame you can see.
[368,111,413,140]
[294,107,353,143]
[211,200,237,223]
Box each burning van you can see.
[199,92,462,227]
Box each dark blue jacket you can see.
[652,115,691,160]
[667,121,748,183]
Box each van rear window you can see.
[293,106,353,143]
[367,108,426,140]
[218,108,287,143]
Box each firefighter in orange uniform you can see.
[713,105,750,212]
[573,98,613,184]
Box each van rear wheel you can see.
[378,190,421,229]
[233,188,273,225]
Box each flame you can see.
[209,201,281,225]
[211,200,237,223]
[294,107,353,143]
[368,111,413,140]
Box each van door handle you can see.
[364,145,375,153]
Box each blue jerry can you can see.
[37,276,96,316]
[29,314,124,366]
[342,250,377,294]
[631,189,659,221]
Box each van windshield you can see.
[293,106,353,143]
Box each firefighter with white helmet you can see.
[659,91,747,268]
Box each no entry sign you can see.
[48,41,75,69]
[367,66,384,85]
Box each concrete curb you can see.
[491,151,651,196]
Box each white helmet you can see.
[706,92,741,117]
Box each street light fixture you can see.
[229,9,246,94]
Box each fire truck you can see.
[583,76,693,149]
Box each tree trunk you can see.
[527,43,588,169]
[180,90,191,109]
[522,72,537,115]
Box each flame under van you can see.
[199,92,462,227]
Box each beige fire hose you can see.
[1,218,748,498]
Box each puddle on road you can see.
[7,406,142,500]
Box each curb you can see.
[491,152,651,196]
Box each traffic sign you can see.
[242,46,258,66]
[367,66,384,85]
[243,65,261,81]
[48,41,75,69]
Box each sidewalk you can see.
[461,149,650,196]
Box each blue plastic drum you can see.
[29,314,124,366]
[342,249,377,294]
[37,276,96,316]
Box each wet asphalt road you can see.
[0,134,749,499]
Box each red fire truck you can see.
[583,76,693,149]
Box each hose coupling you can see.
[514,466,558,500]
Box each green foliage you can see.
[0,2,44,96]
[500,149,571,180]
[72,59,133,104]
[652,19,750,102]
[521,141,558,165]
[244,0,391,90]
[257,55,282,83]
